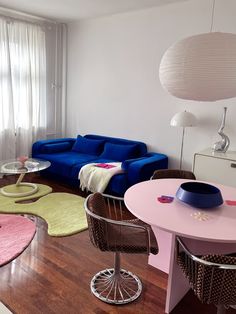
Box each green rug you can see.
[0,185,88,236]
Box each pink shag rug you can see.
[0,214,36,267]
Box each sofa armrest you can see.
[124,153,168,185]
[32,138,76,156]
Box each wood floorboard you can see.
[0,173,235,314]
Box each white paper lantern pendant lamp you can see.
[159,0,236,102]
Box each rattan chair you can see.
[84,192,158,305]
[176,237,236,314]
[151,169,196,180]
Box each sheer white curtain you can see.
[0,17,46,159]
[0,19,16,159]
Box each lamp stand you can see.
[180,127,185,170]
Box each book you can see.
[95,163,116,169]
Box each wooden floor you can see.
[0,174,235,314]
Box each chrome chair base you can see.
[90,268,142,304]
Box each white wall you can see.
[66,0,236,170]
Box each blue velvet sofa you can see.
[32,134,168,196]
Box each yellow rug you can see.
[0,185,88,236]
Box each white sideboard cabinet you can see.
[193,148,236,187]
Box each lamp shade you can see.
[159,32,236,101]
[170,111,197,127]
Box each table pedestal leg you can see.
[16,173,26,185]
[148,227,189,313]
[165,234,189,313]
[149,227,173,274]
[0,173,38,197]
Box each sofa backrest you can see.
[84,134,147,157]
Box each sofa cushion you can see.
[36,152,97,166]
[70,157,115,180]
[100,143,137,162]
[41,142,71,154]
[85,134,147,157]
[35,152,98,178]
[72,136,105,155]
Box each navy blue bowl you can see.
[176,182,223,208]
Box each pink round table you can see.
[124,179,236,313]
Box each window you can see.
[0,18,46,158]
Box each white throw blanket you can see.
[78,162,123,193]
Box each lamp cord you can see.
[210,0,216,32]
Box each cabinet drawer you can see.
[194,154,236,187]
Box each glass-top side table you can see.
[0,158,51,197]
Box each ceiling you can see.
[0,0,187,22]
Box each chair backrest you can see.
[177,237,236,306]
[84,193,150,254]
[84,193,114,251]
[151,169,196,180]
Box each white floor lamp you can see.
[170,111,197,170]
